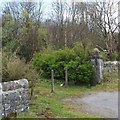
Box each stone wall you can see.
[0,79,29,118]
[103,61,119,81]
[0,83,2,118]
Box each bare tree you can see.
[50,0,67,48]
[88,1,118,55]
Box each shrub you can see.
[33,47,95,85]
[2,52,40,98]
[2,52,39,83]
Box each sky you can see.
[0,0,119,3]
[0,0,119,20]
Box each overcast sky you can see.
[0,0,119,19]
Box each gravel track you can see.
[62,91,119,118]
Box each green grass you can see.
[16,78,118,118]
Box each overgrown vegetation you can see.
[2,52,39,82]
[33,44,95,85]
[2,52,39,98]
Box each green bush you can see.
[33,47,95,85]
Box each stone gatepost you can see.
[90,48,103,84]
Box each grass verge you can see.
[17,78,118,118]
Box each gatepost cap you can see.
[93,48,100,53]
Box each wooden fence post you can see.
[51,70,54,93]
[65,68,68,87]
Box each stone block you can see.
[0,79,29,118]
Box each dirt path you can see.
[62,91,118,118]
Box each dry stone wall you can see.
[103,61,119,74]
[103,61,119,81]
[0,79,29,118]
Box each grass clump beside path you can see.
[17,78,118,118]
